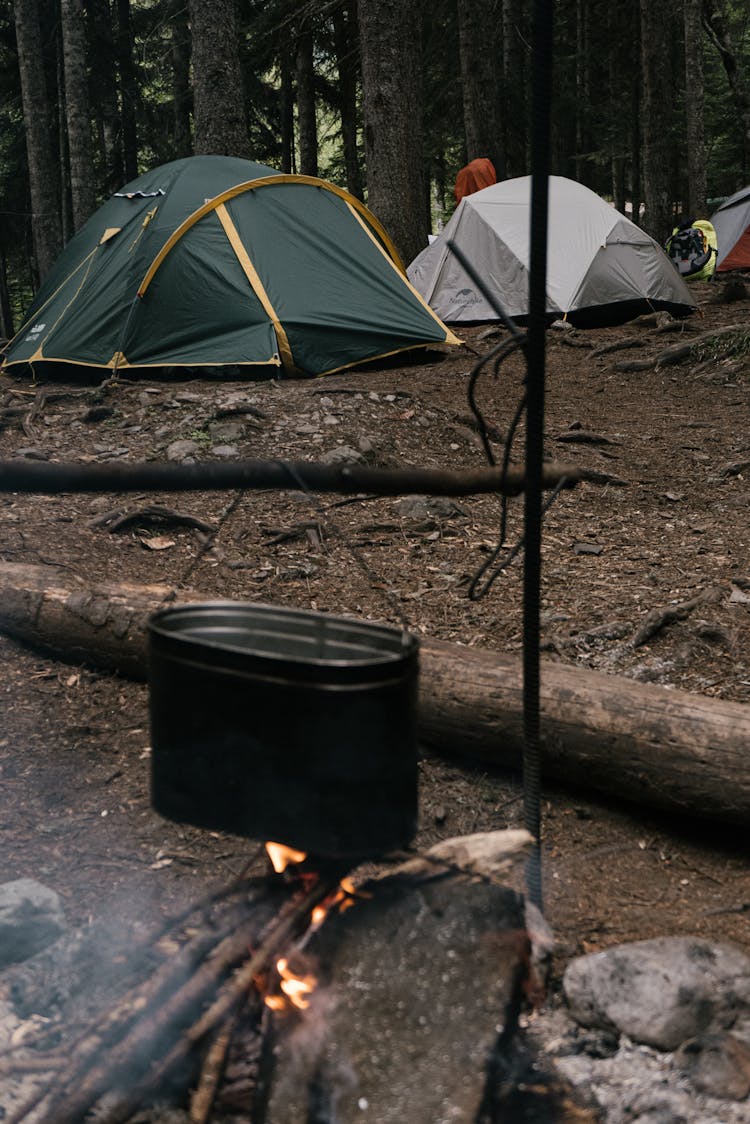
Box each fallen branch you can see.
[631,586,724,647]
[716,458,750,479]
[189,1013,239,1124]
[99,503,218,535]
[612,358,655,372]
[553,430,619,446]
[0,456,582,498]
[590,338,643,357]
[90,873,342,1124]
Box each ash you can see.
[528,1004,750,1123]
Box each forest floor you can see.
[0,279,749,1113]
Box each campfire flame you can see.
[265,841,307,873]
[275,957,317,1009]
[261,847,362,1013]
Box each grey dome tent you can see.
[711,186,750,271]
[408,175,696,326]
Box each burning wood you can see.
[4,853,345,1124]
[0,832,579,1123]
[261,831,558,1123]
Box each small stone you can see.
[166,439,201,462]
[676,1032,750,1100]
[319,446,365,465]
[0,879,66,969]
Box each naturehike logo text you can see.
[24,323,46,341]
[451,289,481,306]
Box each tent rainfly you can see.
[711,186,750,272]
[408,175,696,326]
[2,156,458,378]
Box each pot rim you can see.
[148,600,418,671]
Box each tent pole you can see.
[523,0,554,912]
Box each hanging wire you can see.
[271,460,413,638]
[470,474,567,600]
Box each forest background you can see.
[0,0,749,344]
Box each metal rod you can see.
[0,458,581,497]
[523,0,555,913]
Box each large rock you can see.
[563,937,750,1051]
[266,871,530,1123]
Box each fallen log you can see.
[655,323,749,368]
[0,562,749,825]
[417,638,750,825]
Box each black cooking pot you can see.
[147,602,419,859]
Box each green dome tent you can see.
[2,156,458,378]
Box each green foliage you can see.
[694,326,750,362]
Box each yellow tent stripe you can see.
[215,203,297,373]
[343,202,462,347]
[2,353,281,372]
[137,174,405,296]
[2,247,100,357]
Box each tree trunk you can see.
[608,0,633,215]
[295,21,318,177]
[56,26,72,245]
[60,0,96,230]
[87,0,124,194]
[457,0,504,178]
[116,0,138,180]
[359,0,429,265]
[188,0,250,158]
[0,244,14,339]
[683,0,707,215]
[417,637,750,826]
[502,0,526,178]
[575,0,589,184]
[640,0,674,242]
[630,58,642,224]
[333,0,363,199]
[0,564,748,828]
[702,0,750,164]
[279,42,295,173]
[170,0,192,159]
[12,0,63,281]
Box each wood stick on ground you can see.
[189,1012,240,1124]
[4,903,258,1124]
[631,586,723,647]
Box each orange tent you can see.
[454,158,497,203]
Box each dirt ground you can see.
[0,280,748,1009]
